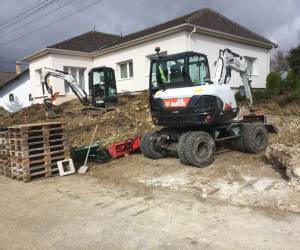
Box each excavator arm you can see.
[213,48,253,109]
[41,67,90,106]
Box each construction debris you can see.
[4,122,70,182]
[0,92,153,147]
[57,159,75,176]
[266,144,300,184]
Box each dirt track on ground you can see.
[1,152,300,249]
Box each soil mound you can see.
[1,91,153,147]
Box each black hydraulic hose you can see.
[43,72,53,96]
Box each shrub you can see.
[280,78,288,93]
[252,89,271,101]
[266,71,281,95]
[286,70,300,91]
[234,91,245,102]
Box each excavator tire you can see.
[239,123,268,154]
[177,132,192,165]
[184,131,215,168]
[141,131,165,159]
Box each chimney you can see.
[16,61,22,75]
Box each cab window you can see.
[189,56,209,85]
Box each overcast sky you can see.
[0,0,299,71]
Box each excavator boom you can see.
[40,67,118,117]
[214,48,253,109]
[42,67,90,106]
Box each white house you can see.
[0,64,33,112]
[23,8,276,104]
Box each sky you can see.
[0,0,299,72]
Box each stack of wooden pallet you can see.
[8,122,70,182]
[0,130,10,177]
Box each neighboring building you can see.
[24,8,277,103]
[0,63,33,112]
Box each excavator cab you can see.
[89,67,118,109]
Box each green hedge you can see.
[266,71,281,95]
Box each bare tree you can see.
[271,49,289,72]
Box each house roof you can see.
[0,69,29,89]
[0,72,17,87]
[102,8,274,50]
[48,31,121,53]
[47,8,274,54]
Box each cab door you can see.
[103,67,118,107]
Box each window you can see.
[119,60,133,79]
[29,94,33,101]
[154,58,188,87]
[189,56,210,85]
[9,94,14,102]
[36,69,43,85]
[150,54,210,90]
[245,57,257,76]
[63,67,85,94]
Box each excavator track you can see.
[81,107,108,116]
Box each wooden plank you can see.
[8,122,66,129]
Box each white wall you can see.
[28,30,271,104]
[0,73,33,112]
[29,54,53,99]
[29,54,93,102]
[93,31,188,93]
[190,33,270,88]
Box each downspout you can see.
[267,50,270,75]
[188,26,197,51]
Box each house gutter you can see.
[23,47,92,62]
[185,24,277,49]
[23,23,276,62]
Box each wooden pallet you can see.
[8,122,70,182]
[0,130,10,177]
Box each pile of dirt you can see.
[266,144,300,184]
[1,91,154,147]
[2,91,300,148]
[239,98,300,146]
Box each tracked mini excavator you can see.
[141,47,277,167]
[41,67,118,117]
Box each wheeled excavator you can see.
[41,67,118,117]
[140,47,277,167]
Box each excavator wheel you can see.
[141,131,165,159]
[177,132,192,165]
[237,123,268,154]
[184,131,215,168]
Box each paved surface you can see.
[1,154,300,250]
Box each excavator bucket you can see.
[44,98,60,119]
